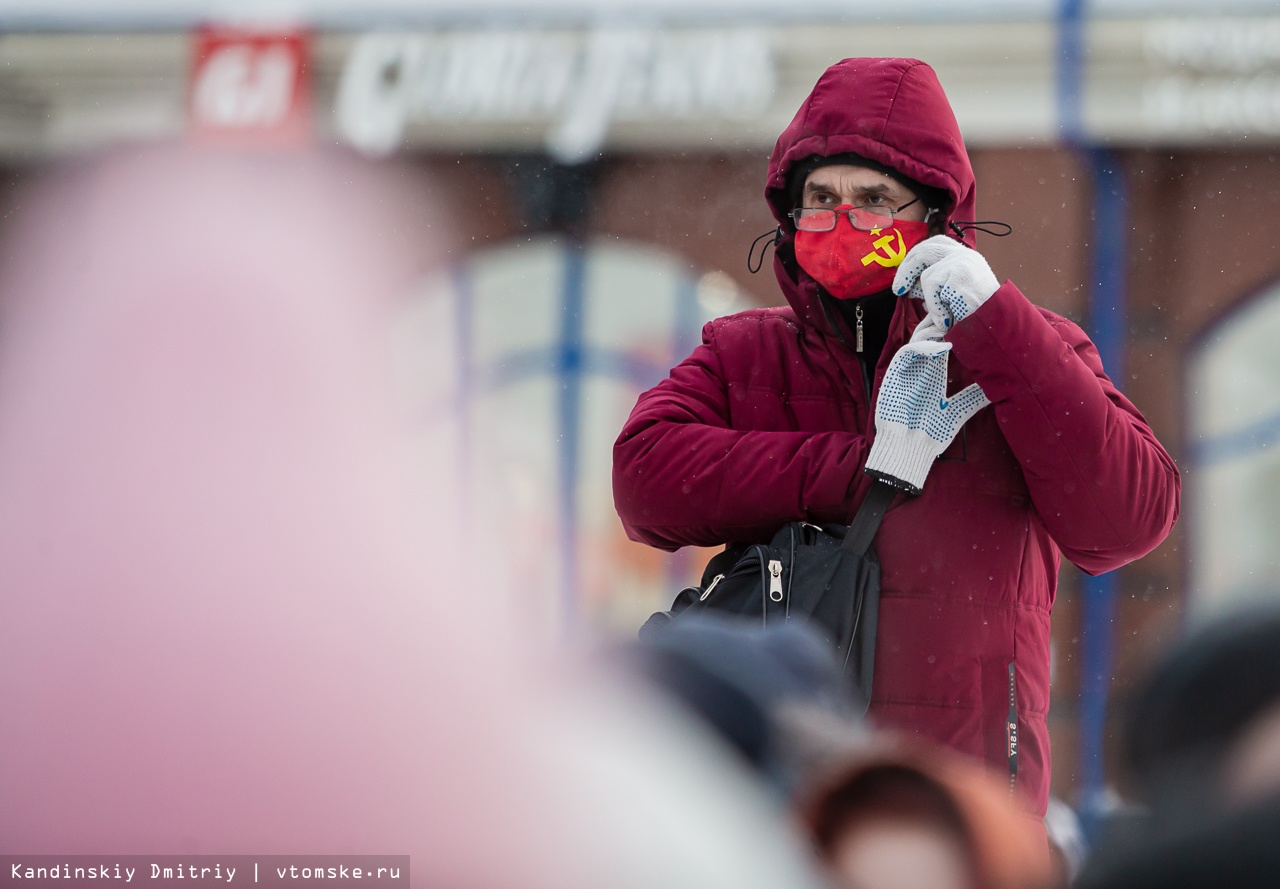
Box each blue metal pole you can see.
[557,242,587,632]
[1057,0,1129,841]
[1079,151,1128,840]
[1056,0,1086,147]
[1086,152,1128,383]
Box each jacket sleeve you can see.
[612,319,868,551]
[946,281,1181,575]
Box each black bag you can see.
[639,481,897,709]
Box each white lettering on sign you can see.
[1144,76,1280,136]
[1141,18,1280,137]
[1145,18,1280,74]
[193,43,298,129]
[336,29,774,162]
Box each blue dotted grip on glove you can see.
[876,344,987,442]
[864,339,990,494]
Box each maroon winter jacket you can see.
[612,58,1180,816]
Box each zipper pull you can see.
[855,302,864,353]
[699,573,725,602]
[768,560,783,602]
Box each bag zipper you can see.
[768,559,783,602]
[786,526,799,618]
[699,573,725,602]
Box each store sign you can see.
[190,29,309,141]
[1142,18,1280,137]
[336,29,774,162]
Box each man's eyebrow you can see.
[849,183,894,196]
[804,179,893,195]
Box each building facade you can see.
[2,10,1278,809]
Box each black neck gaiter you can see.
[833,287,898,367]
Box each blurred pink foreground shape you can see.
[0,147,821,889]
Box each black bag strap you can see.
[841,480,899,556]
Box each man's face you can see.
[801,164,929,224]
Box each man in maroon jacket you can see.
[612,58,1180,822]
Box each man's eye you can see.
[861,194,887,205]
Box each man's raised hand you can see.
[893,235,1000,332]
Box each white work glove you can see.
[908,311,948,344]
[893,235,1000,332]
[864,336,990,495]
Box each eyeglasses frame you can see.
[788,197,935,232]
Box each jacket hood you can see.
[765,58,977,331]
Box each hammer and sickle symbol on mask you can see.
[860,229,907,268]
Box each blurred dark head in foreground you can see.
[634,614,865,792]
[1077,793,1280,889]
[1122,606,1280,816]
[1078,606,1280,888]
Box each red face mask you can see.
[794,207,931,300]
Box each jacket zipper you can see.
[857,352,873,403]
[817,291,877,404]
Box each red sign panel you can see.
[190,28,310,143]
